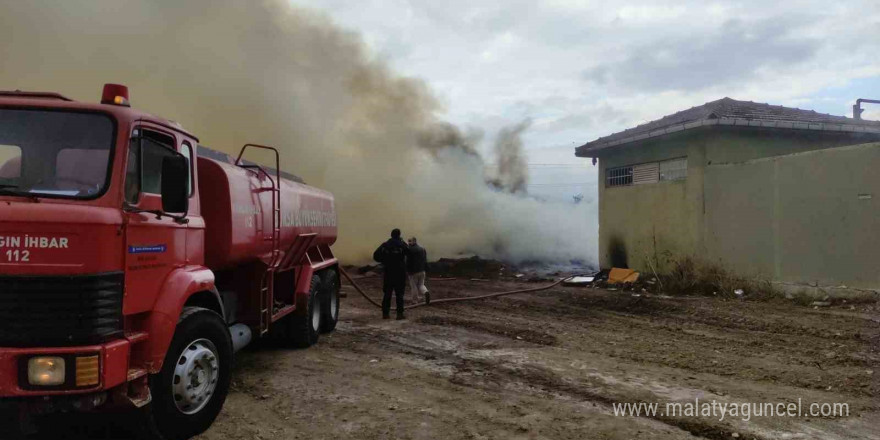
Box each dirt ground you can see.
[19,275,880,439]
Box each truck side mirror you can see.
[161,154,189,215]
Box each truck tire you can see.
[288,274,322,347]
[319,268,340,333]
[145,307,233,440]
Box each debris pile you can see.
[346,257,510,279]
[348,255,595,282]
[428,256,506,280]
[589,268,659,293]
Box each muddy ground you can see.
[18,276,880,439]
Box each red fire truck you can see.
[0,84,340,439]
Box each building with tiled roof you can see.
[577,97,880,156]
[575,98,880,293]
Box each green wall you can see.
[595,127,880,289]
[705,142,880,289]
[597,130,707,271]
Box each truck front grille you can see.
[0,272,124,347]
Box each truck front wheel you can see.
[146,307,233,440]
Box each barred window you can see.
[606,166,633,187]
[659,157,687,181]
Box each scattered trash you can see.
[810,301,831,307]
[592,269,610,283]
[515,274,525,278]
[562,276,595,286]
[734,289,744,296]
[607,268,639,284]
[369,359,379,363]
[731,433,740,439]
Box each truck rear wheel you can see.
[146,307,232,440]
[288,274,322,348]
[319,268,340,333]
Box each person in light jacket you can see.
[406,237,430,305]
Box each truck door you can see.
[123,127,189,315]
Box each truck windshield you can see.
[0,109,115,199]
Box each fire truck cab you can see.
[0,84,340,439]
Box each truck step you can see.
[127,368,148,382]
[271,304,296,322]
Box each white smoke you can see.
[0,0,597,264]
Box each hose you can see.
[339,266,384,309]
[338,266,573,311]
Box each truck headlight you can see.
[28,357,65,386]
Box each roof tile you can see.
[577,97,880,155]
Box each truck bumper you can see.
[0,390,109,416]
[0,339,130,399]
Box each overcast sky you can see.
[290,0,880,200]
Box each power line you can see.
[525,164,586,167]
[486,163,587,167]
[527,182,593,186]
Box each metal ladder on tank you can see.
[236,144,282,336]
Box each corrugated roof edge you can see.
[575,119,880,157]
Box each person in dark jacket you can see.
[406,237,430,305]
[373,228,409,319]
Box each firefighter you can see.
[407,237,430,305]
[373,228,409,320]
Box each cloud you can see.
[288,0,880,151]
[583,17,821,92]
